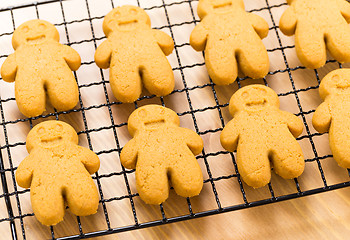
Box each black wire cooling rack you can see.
[0,0,350,239]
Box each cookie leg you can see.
[236,39,269,79]
[326,24,350,63]
[65,177,99,216]
[136,165,169,205]
[15,71,45,117]
[295,30,326,69]
[109,60,142,103]
[169,154,203,198]
[140,54,174,97]
[45,67,79,111]
[236,144,271,188]
[269,139,304,179]
[30,185,65,226]
[205,40,237,85]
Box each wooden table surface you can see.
[0,0,349,239]
[117,189,350,240]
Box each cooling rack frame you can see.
[0,0,350,239]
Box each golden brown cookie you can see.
[312,69,350,168]
[220,85,305,188]
[1,19,81,117]
[280,0,350,69]
[16,120,100,226]
[95,5,175,103]
[120,105,203,204]
[190,0,270,85]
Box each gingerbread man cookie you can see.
[95,5,175,103]
[16,121,100,226]
[220,85,305,188]
[190,0,270,85]
[280,0,350,69]
[312,69,350,169]
[120,105,203,204]
[1,19,81,117]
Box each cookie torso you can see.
[204,10,261,48]
[135,126,198,167]
[292,0,347,32]
[15,41,71,80]
[29,145,94,187]
[327,94,350,122]
[16,41,64,67]
[235,109,295,148]
[108,30,167,67]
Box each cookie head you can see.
[26,120,78,152]
[127,105,180,136]
[12,19,59,50]
[229,85,279,115]
[319,69,350,100]
[197,0,244,19]
[103,5,151,36]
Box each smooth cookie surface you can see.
[1,19,81,117]
[312,69,350,169]
[190,0,269,85]
[220,85,305,188]
[95,5,174,103]
[16,120,100,226]
[280,0,350,69]
[120,105,203,204]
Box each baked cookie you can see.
[280,0,350,69]
[220,85,305,188]
[120,105,203,204]
[190,0,269,85]
[1,19,81,117]
[16,120,100,226]
[95,5,174,103]
[312,69,350,168]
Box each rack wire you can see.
[0,0,350,239]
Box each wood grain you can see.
[0,0,350,239]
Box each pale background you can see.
[0,0,349,239]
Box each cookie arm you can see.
[79,147,100,174]
[181,128,204,155]
[16,155,34,189]
[312,102,332,133]
[1,53,17,82]
[94,40,112,69]
[220,119,240,152]
[338,0,350,23]
[152,29,174,56]
[282,111,304,137]
[189,23,208,51]
[248,13,269,39]
[279,6,297,36]
[61,45,81,71]
[120,138,138,169]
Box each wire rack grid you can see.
[0,0,349,239]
